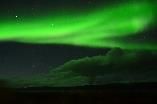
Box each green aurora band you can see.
[0,1,156,50]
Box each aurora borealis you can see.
[0,1,156,50]
[0,0,157,87]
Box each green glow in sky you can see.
[0,1,156,50]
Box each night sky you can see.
[0,0,156,78]
[0,42,108,77]
[0,0,108,77]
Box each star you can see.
[15,15,18,18]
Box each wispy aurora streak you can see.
[0,1,156,50]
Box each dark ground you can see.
[1,82,157,104]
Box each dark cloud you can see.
[10,49,157,87]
